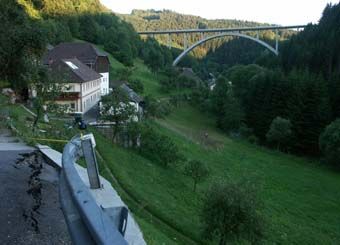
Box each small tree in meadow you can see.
[319,119,340,168]
[184,160,209,192]
[139,125,184,167]
[266,117,292,150]
[101,88,136,142]
[201,179,264,244]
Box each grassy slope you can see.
[157,105,340,244]
[131,59,164,98]
[93,43,164,98]
[80,49,340,243]
[95,100,340,244]
[16,40,339,243]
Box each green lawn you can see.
[93,43,165,98]
[131,59,164,98]
[94,103,340,244]
[94,44,126,70]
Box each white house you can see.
[48,58,102,113]
[43,42,110,96]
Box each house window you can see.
[70,103,75,110]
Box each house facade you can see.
[49,58,102,113]
[43,42,110,95]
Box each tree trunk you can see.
[112,121,120,143]
[219,235,227,245]
[32,108,40,132]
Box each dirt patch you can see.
[198,130,224,150]
[157,120,224,150]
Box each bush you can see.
[266,117,292,151]
[128,79,144,94]
[184,160,209,192]
[139,125,184,167]
[143,96,173,119]
[319,119,340,168]
[248,135,259,145]
[239,123,253,138]
[201,179,264,244]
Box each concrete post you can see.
[168,34,171,49]
[183,33,188,49]
[81,136,101,189]
[275,29,279,52]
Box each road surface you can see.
[0,128,71,245]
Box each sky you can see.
[100,0,339,26]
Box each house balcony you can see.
[57,92,80,101]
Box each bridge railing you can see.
[59,134,128,245]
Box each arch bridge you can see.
[137,25,307,66]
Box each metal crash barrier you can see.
[59,134,128,245]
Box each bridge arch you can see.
[173,32,278,66]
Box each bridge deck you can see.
[137,25,307,35]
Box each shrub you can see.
[266,117,292,150]
[239,123,253,138]
[319,119,340,168]
[201,179,264,244]
[139,125,184,167]
[128,79,144,94]
[184,160,209,192]
[248,135,259,145]
[143,96,173,119]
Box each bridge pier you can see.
[275,29,279,52]
[183,33,188,49]
[168,34,171,49]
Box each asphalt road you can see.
[0,129,71,245]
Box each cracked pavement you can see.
[0,129,71,245]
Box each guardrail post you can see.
[81,134,101,189]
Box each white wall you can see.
[81,78,102,113]
[100,72,109,95]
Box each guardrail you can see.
[59,134,128,245]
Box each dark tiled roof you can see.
[120,84,143,103]
[50,58,102,83]
[111,80,126,89]
[42,42,108,65]
[180,68,202,83]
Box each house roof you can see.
[42,42,109,66]
[50,58,102,83]
[121,84,143,104]
[111,80,126,89]
[180,68,202,83]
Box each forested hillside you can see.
[189,2,340,157]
